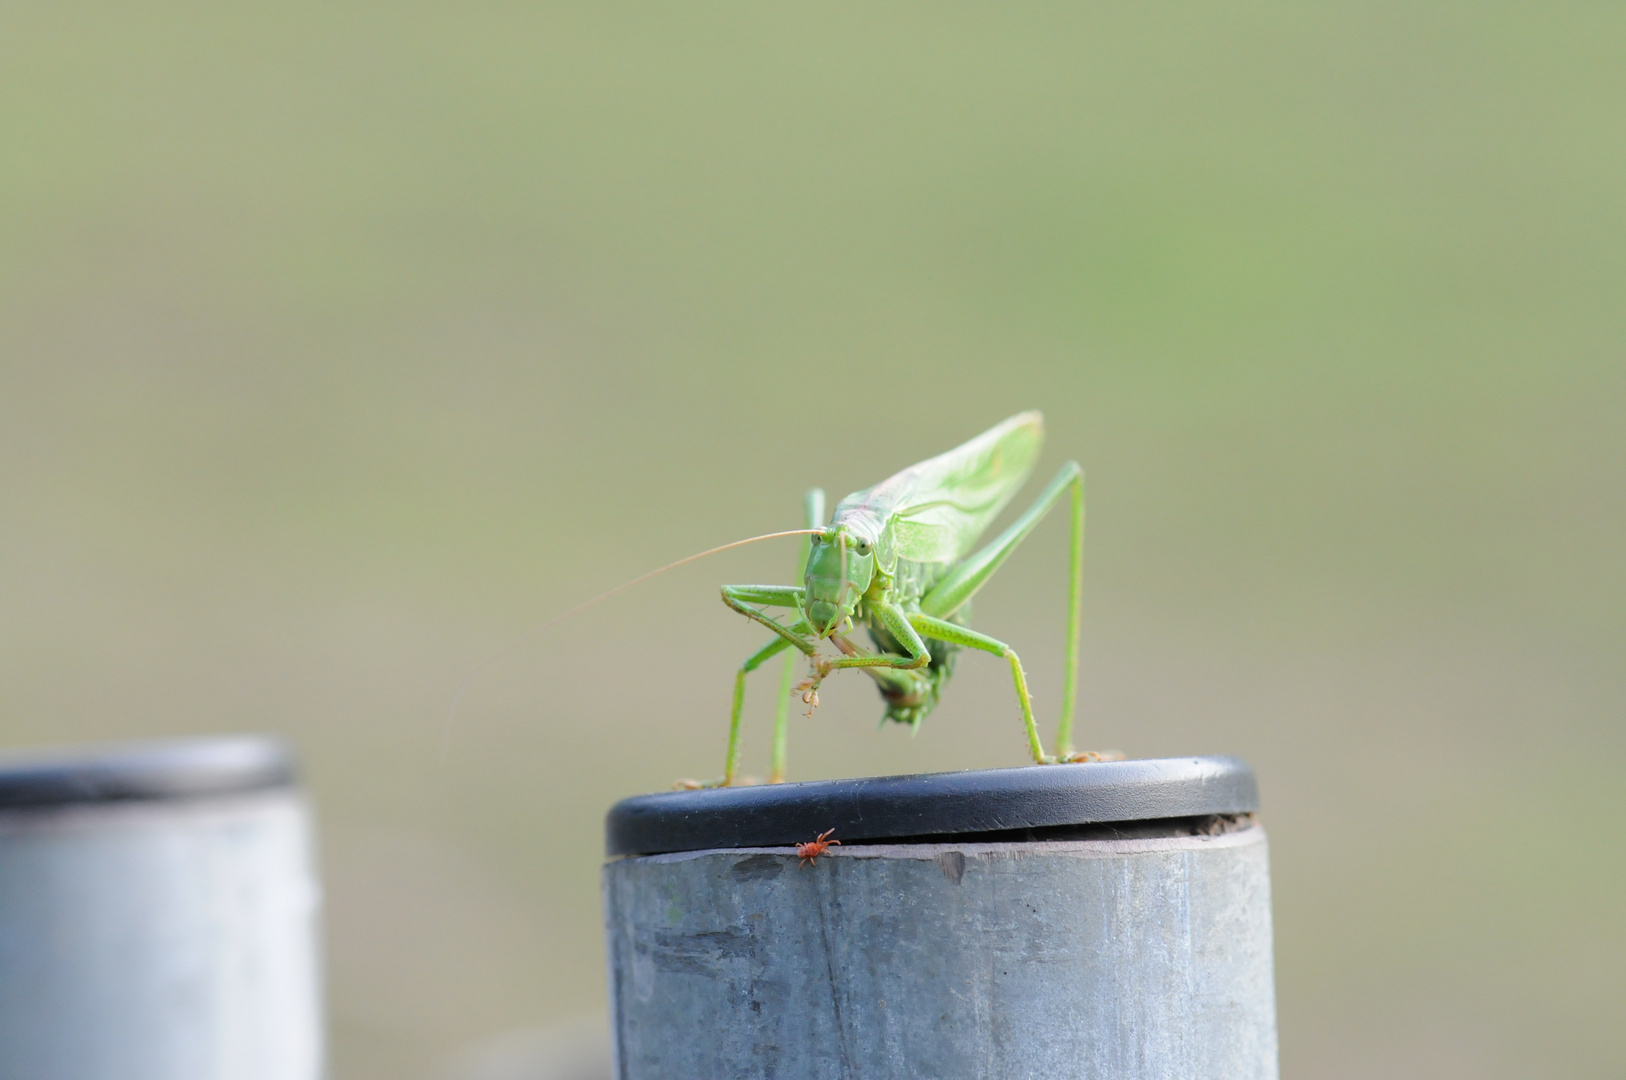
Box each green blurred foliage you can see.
[2,3,1622,1077]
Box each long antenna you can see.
[440,528,823,755]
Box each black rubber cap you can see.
[606,756,1257,856]
[0,736,297,810]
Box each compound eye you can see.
[853,540,872,556]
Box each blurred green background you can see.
[3,3,1622,1077]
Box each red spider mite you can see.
[797,829,840,866]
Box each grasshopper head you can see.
[802,526,875,638]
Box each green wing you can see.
[835,411,1044,564]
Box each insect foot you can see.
[672,776,765,790]
[795,677,822,719]
[796,829,840,866]
[1062,750,1128,763]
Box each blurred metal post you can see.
[0,737,323,1080]
[603,756,1276,1080]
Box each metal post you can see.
[0,736,323,1080]
[603,756,1276,1080]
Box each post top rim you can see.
[0,735,297,810]
[605,755,1258,856]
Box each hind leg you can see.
[920,462,1101,757]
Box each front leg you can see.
[722,635,796,786]
[791,604,933,727]
[810,601,931,679]
[709,584,815,788]
[679,630,811,790]
[720,584,818,656]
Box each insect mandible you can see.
[701,410,1108,788]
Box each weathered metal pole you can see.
[0,736,323,1080]
[604,756,1275,1080]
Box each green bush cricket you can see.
[444,410,1112,783]
[700,410,1111,788]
